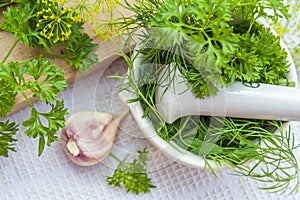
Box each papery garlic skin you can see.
[61,110,128,166]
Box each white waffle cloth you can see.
[1,5,300,199]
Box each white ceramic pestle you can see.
[155,65,300,124]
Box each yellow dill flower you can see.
[64,31,71,37]
[70,14,83,23]
[53,37,59,43]
[36,1,78,44]
[56,18,62,23]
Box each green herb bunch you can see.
[107,149,156,194]
[0,0,100,156]
[165,116,300,194]
[111,0,294,97]
[111,0,300,195]
[118,53,300,194]
[1,0,99,72]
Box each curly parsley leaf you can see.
[22,100,68,156]
[120,0,292,98]
[107,149,156,194]
[0,2,50,49]
[0,58,68,156]
[224,22,292,86]
[0,120,18,157]
[0,79,17,117]
[231,0,290,24]
[2,59,68,103]
[65,24,99,73]
[23,59,68,103]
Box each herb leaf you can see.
[22,100,68,156]
[65,26,99,73]
[0,58,68,155]
[0,79,17,117]
[0,120,18,157]
[111,0,292,98]
[0,0,100,156]
[23,59,67,103]
[107,149,156,194]
[0,2,39,47]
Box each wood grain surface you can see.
[0,1,134,115]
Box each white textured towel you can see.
[1,6,300,199]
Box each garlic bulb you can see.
[61,109,129,166]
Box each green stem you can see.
[109,152,122,163]
[129,75,167,126]
[20,90,34,108]
[235,2,256,7]
[1,39,19,64]
[170,116,191,141]
[0,1,12,8]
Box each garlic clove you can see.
[61,109,129,166]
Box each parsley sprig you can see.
[107,149,156,194]
[0,0,100,156]
[0,59,68,155]
[0,120,18,157]
[108,0,294,97]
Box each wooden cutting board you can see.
[0,2,134,116]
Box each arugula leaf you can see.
[107,149,156,194]
[22,100,68,156]
[0,120,18,157]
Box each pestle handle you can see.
[155,71,300,124]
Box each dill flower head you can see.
[94,0,120,13]
[73,0,120,24]
[36,0,82,44]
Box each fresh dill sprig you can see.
[166,116,300,194]
[116,48,300,194]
